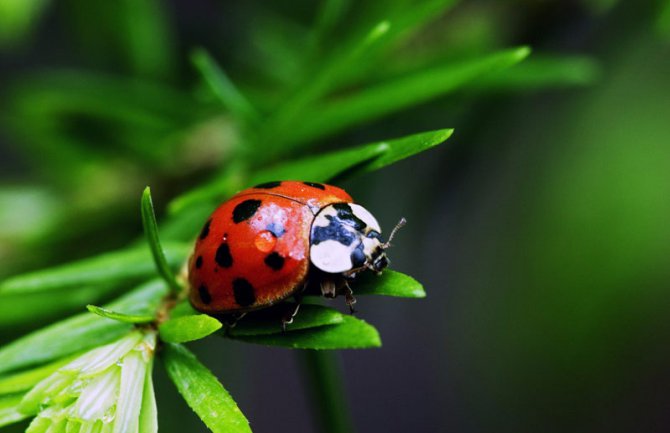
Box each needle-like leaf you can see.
[163,344,251,433]
[141,187,183,294]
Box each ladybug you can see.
[187,180,405,325]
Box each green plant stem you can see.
[299,350,354,433]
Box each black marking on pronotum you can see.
[233,278,256,307]
[254,181,282,189]
[351,242,366,268]
[195,255,203,269]
[303,181,325,190]
[233,199,261,223]
[198,284,212,304]
[266,222,285,237]
[366,230,383,240]
[311,215,357,246]
[215,243,233,268]
[199,219,212,240]
[332,203,366,231]
[264,252,285,271]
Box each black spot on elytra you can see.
[254,181,282,189]
[199,219,211,240]
[266,222,285,237]
[195,255,203,269]
[215,243,233,268]
[332,203,367,231]
[233,278,256,307]
[351,243,366,268]
[264,252,285,271]
[233,199,261,223]
[198,284,212,304]
[303,181,325,190]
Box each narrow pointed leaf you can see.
[191,47,259,123]
[228,304,345,337]
[474,55,600,90]
[0,280,167,374]
[286,47,529,146]
[0,242,189,295]
[0,394,28,428]
[162,343,251,433]
[86,305,155,324]
[138,360,158,433]
[233,315,381,349]
[170,128,451,213]
[159,315,223,343]
[352,270,426,298]
[141,187,182,294]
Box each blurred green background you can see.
[1,0,669,432]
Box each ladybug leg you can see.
[281,296,302,332]
[340,279,357,314]
[223,312,247,332]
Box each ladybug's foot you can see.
[223,312,247,334]
[280,302,301,333]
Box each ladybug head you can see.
[367,217,406,274]
[310,203,406,275]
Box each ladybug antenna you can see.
[383,217,407,249]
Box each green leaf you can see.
[162,343,251,433]
[0,283,120,328]
[169,128,452,214]
[141,187,182,294]
[86,305,155,324]
[233,315,381,349]
[158,315,223,343]
[0,394,28,428]
[353,270,426,298]
[228,304,345,337]
[138,360,158,433]
[0,242,190,295]
[475,55,601,90]
[0,357,74,395]
[191,47,259,124]
[0,280,167,375]
[284,47,529,146]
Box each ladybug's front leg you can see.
[339,279,357,314]
[280,293,303,332]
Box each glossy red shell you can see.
[188,181,353,313]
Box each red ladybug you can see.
[187,181,404,323]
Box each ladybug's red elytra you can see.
[187,180,405,325]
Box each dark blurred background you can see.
[1,1,669,432]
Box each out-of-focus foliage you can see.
[2,0,665,432]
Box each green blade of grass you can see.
[227,304,345,337]
[283,47,529,147]
[0,280,167,375]
[141,187,182,294]
[86,305,155,324]
[162,343,251,433]
[232,315,381,349]
[474,55,600,90]
[0,394,28,428]
[191,47,259,124]
[352,270,426,298]
[0,242,190,295]
[158,315,223,343]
